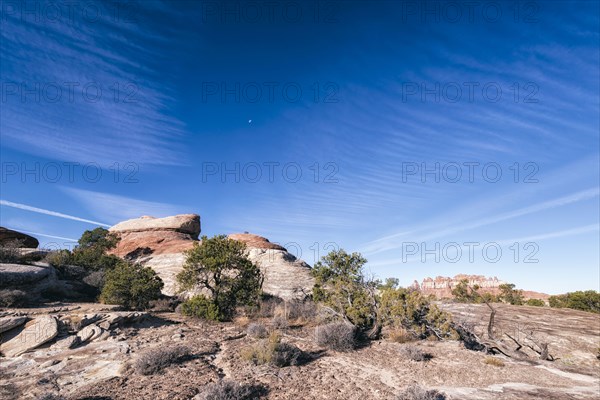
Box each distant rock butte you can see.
[413,274,549,300]
[0,227,39,248]
[108,214,313,300]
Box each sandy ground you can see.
[1,303,598,399]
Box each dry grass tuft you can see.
[234,315,250,327]
[0,289,27,307]
[388,327,416,343]
[315,322,356,352]
[241,332,302,367]
[134,345,192,375]
[271,315,288,330]
[247,322,269,338]
[397,384,447,400]
[400,344,432,362]
[484,356,505,367]
[196,380,267,399]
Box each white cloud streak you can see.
[363,187,600,254]
[61,187,184,224]
[2,227,77,242]
[0,200,110,227]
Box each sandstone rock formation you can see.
[413,274,549,300]
[0,227,39,248]
[109,214,200,295]
[108,214,315,300]
[228,233,286,250]
[412,275,505,299]
[0,262,101,303]
[110,214,201,238]
[229,233,314,300]
[0,263,53,287]
[0,315,58,357]
[0,316,28,333]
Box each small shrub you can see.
[45,250,73,268]
[388,327,416,343]
[0,289,28,307]
[234,315,250,327]
[180,295,220,321]
[256,295,284,318]
[397,384,447,400]
[271,315,288,330]
[54,264,87,281]
[197,380,267,400]
[247,322,269,338]
[315,322,356,352]
[83,270,106,289]
[241,333,302,367]
[526,298,545,307]
[400,345,432,362]
[149,297,179,312]
[36,395,66,400]
[287,299,317,322]
[0,239,24,263]
[100,262,163,310]
[134,346,191,375]
[271,341,302,367]
[380,288,456,340]
[549,291,600,313]
[484,356,505,367]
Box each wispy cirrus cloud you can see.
[362,187,600,255]
[0,1,187,166]
[368,223,600,269]
[61,187,185,224]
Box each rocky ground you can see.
[1,303,598,400]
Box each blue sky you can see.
[1,0,598,294]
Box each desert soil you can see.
[1,303,598,400]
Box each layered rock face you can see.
[110,214,200,239]
[0,227,39,248]
[413,274,549,300]
[228,233,314,300]
[108,215,314,300]
[108,214,200,295]
[413,274,506,299]
[0,263,54,287]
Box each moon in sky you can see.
[248,119,252,124]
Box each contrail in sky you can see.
[0,200,111,227]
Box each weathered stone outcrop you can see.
[229,233,314,300]
[228,233,286,250]
[107,215,314,300]
[108,214,200,295]
[0,316,28,333]
[110,214,200,239]
[0,315,58,357]
[0,263,53,287]
[0,227,39,248]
